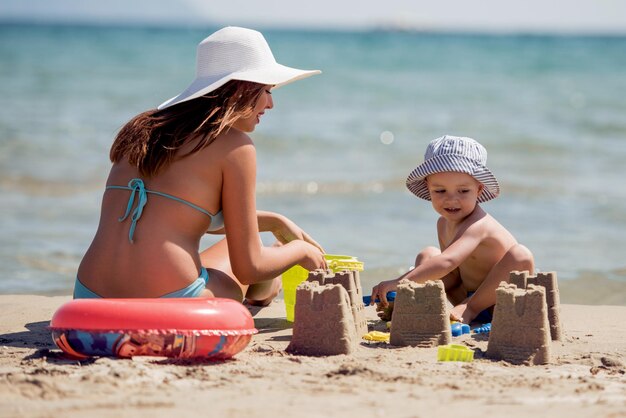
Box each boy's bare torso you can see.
[438,206,518,291]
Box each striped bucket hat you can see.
[406,135,500,203]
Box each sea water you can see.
[1,23,625,303]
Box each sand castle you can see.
[509,271,562,341]
[389,280,451,347]
[486,283,551,365]
[286,269,367,356]
[306,269,369,337]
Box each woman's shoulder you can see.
[218,128,254,147]
[187,128,255,163]
[213,129,256,162]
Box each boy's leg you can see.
[377,246,451,320]
[418,246,466,305]
[415,246,440,266]
[460,244,534,322]
[442,270,466,306]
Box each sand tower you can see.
[486,283,551,365]
[286,281,358,356]
[389,280,451,347]
[509,271,562,341]
[306,269,368,338]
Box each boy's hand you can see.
[370,279,398,307]
[450,303,477,324]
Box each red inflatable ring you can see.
[49,298,257,360]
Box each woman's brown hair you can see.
[110,80,266,177]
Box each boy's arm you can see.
[405,228,482,283]
[370,225,483,305]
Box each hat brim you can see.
[158,63,320,110]
[406,155,500,203]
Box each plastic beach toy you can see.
[473,323,492,334]
[437,344,474,362]
[362,291,396,306]
[362,331,390,342]
[282,254,364,322]
[49,298,257,360]
[451,322,471,337]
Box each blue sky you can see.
[2,0,626,33]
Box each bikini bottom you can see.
[73,268,210,299]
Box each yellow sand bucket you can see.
[282,254,364,322]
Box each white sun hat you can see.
[406,135,500,203]
[157,26,321,110]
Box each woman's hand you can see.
[292,240,327,271]
[270,215,325,253]
[259,211,325,253]
[257,211,327,271]
[277,220,327,271]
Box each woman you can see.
[75,26,326,304]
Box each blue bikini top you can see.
[107,178,224,243]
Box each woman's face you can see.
[231,86,274,133]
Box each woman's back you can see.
[77,131,236,297]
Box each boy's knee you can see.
[508,244,534,270]
[415,246,440,265]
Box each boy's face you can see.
[425,172,483,221]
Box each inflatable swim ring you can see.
[49,298,257,360]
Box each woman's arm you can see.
[220,135,325,285]
[207,210,325,254]
[257,210,325,253]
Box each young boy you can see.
[370,135,534,324]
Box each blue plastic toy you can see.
[362,291,396,305]
[473,323,492,334]
[451,322,470,337]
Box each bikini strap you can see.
[106,178,217,243]
[146,190,212,217]
[107,178,148,243]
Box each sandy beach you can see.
[0,295,624,418]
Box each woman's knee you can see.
[245,276,281,306]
